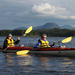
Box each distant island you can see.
[0,23,75,37]
[0,28,75,37]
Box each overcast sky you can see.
[0,0,75,29]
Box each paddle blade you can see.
[25,26,32,34]
[16,50,29,55]
[62,36,72,43]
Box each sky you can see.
[0,0,75,29]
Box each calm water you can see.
[0,37,75,75]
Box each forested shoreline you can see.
[0,28,75,37]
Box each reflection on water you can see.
[17,55,33,66]
[5,53,33,66]
[0,53,75,75]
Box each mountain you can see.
[60,25,75,29]
[14,23,59,30]
[14,23,75,30]
[34,23,59,30]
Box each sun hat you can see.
[41,34,47,38]
[8,34,12,37]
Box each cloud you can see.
[32,3,75,20]
[0,0,75,29]
[32,3,67,16]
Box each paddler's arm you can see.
[34,41,41,48]
[14,37,20,45]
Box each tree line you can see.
[0,28,75,37]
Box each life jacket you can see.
[39,40,51,47]
[7,39,15,47]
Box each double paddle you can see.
[16,36,72,55]
[16,26,32,55]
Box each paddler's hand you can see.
[53,42,55,45]
[51,42,55,47]
[17,37,20,40]
[23,34,26,37]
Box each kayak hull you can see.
[0,46,75,56]
[29,50,75,56]
[30,47,75,56]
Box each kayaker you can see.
[34,34,55,48]
[3,34,20,48]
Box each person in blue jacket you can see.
[34,34,55,48]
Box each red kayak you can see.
[0,46,75,56]
[0,46,33,53]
